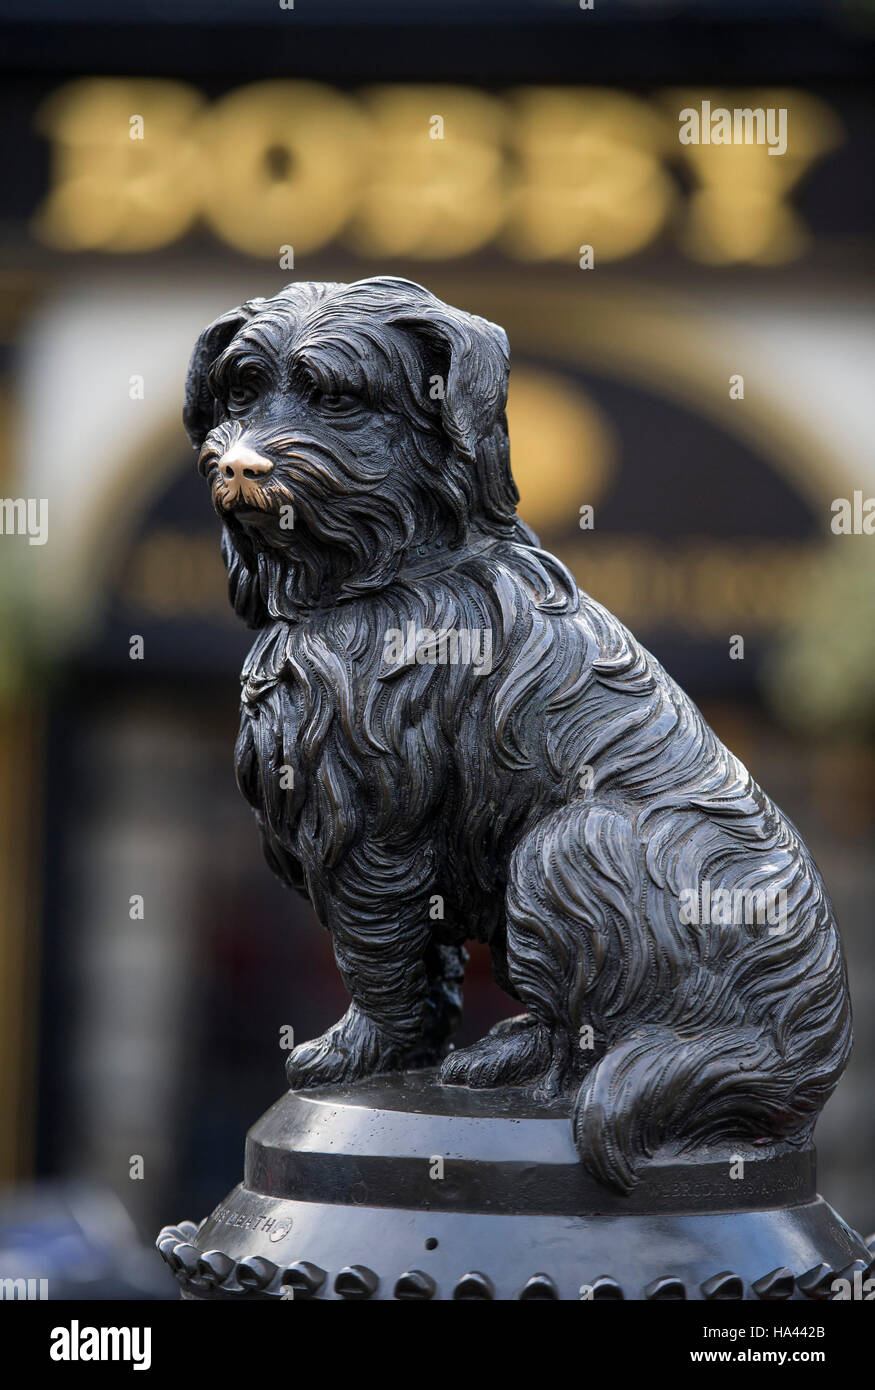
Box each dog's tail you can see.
[506,798,851,1195]
[573,1021,816,1193]
[571,913,852,1192]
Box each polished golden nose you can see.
[217,442,274,489]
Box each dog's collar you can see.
[395,535,500,582]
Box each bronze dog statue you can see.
[185,277,851,1193]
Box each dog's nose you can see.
[218,447,272,486]
[217,442,275,488]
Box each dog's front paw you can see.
[439,1018,553,1089]
[285,1006,406,1089]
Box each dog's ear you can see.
[183,301,263,449]
[391,303,509,463]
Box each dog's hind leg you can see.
[440,801,637,1095]
[481,927,537,1046]
[439,903,554,1090]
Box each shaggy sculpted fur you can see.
[185,277,851,1193]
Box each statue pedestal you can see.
[157,1070,871,1301]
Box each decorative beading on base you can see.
[157,1071,873,1302]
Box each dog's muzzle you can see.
[212,440,275,512]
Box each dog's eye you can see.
[317,392,360,415]
[228,383,258,411]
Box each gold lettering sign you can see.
[121,528,822,638]
[503,87,675,261]
[664,88,842,264]
[349,86,507,258]
[200,81,370,257]
[33,79,842,262]
[34,80,206,252]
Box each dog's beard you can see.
[214,428,439,622]
[204,415,526,625]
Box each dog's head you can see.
[184,277,524,625]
